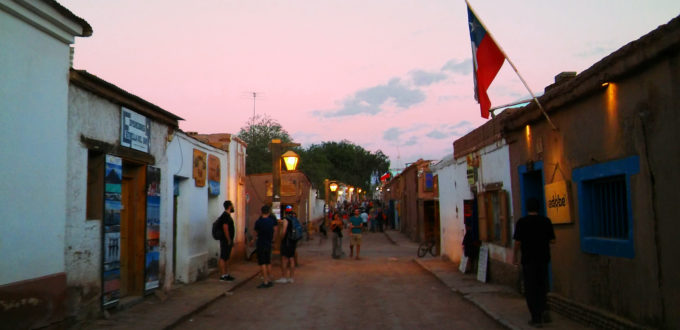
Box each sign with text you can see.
[544,180,573,224]
[121,107,150,153]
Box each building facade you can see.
[502,15,680,328]
[0,1,91,328]
[66,69,182,321]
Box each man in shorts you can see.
[254,205,277,288]
[217,200,235,281]
[275,206,298,284]
[348,208,364,259]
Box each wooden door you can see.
[120,177,131,297]
[120,165,146,297]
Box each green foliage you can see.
[298,140,390,198]
[237,117,390,197]
[237,115,292,175]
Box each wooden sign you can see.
[544,180,573,224]
[477,245,489,283]
[193,149,206,187]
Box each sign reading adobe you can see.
[121,107,150,153]
[544,180,572,224]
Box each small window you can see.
[477,189,510,246]
[573,156,639,258]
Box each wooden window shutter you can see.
[477,193,488,242]
[500,190,509,246]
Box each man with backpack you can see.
[216,200,235,281]
[275,205,301,284]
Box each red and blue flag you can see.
[468,4,505,119]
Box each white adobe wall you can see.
[166,132,228,284]
[433,155,466,263]
[65,85,172,291]
[477,142,514,263]
[0,7,72,285]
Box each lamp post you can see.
[270,139,300,220]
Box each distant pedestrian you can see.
[375,207,385,232]
[348,208,364,259]
[217,200,236,281]
[360,208,369,233]
[330,213,344,259]
[255,205,278,288]
[513,198,556,327]
[276,206,298,284]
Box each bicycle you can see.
[417,239,437,257]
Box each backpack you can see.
[212,218,223,240]
[287,215,304,241]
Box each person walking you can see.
[348,208,364,259]
[330,213,344,259]
[217,200,235,281]
[254,205,278,288]
[276,206,298,284]
[360,208,369,233]
[513,198,556,328]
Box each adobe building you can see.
[245,171,314,239]
[382,159,439,245]
[502,15,680,328]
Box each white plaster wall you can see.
[166,132,229,283]
[65,85,173,290]
[432,155,465,263]
[454,141,514,263]
[0,9,71,285]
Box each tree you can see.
[237,114,292,175]
[298,141,390,198]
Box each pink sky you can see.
[63,0,680,169]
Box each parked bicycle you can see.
[417,238,437,257]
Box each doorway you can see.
[518,161,546,216]
[120,163,146,297]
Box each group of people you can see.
[325,200,387,260]
[214,201,300,289]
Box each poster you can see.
[145,166,161,291]
[193,149,206,187]
[208,154,220,195]
[103,155,122,307]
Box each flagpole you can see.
[465,1,558,130]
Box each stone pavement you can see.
[383,230,589,330]
[81,230,589,330]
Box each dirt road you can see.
[174,232,503,330]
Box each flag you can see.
[467,4,505,119]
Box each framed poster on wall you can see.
[102,155,122,308]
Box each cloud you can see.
[426,130,448,139]
[404,136,419,146]
[316,78,425,118]
[410,70,448,87]
[383,127,402,141]
[441,58,473,75]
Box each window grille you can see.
[585,175,628,239]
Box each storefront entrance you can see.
[120,163,146,297]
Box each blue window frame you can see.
[572,156,639,258]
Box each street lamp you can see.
[329,182,338,192]
[270,139,300,220]
[282,150,299,171]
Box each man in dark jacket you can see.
[513,198,556,327]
